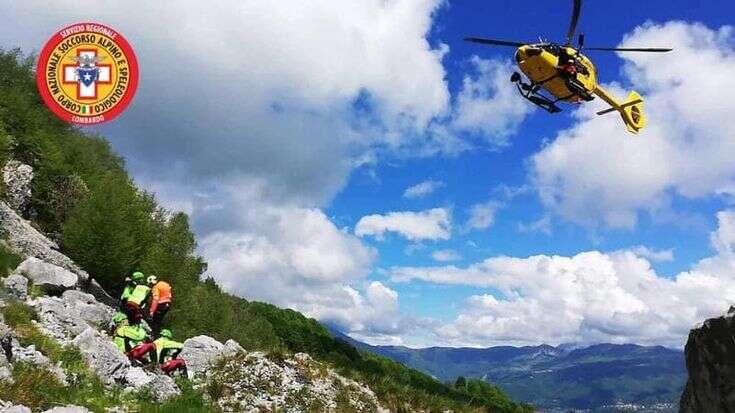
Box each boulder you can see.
[2,160,33,213]
[223,339,245,356]
[0,403,31,413]
[2,274,27,300]
[36,290,114,341]
[42,407,91,413]
[124,367,180,400]
[180,335,225,379]
[72,328,129,384]
[0,202,84,277]
[0,202,117,306]
[14,257,77,294]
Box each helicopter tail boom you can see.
[593,87,647,134]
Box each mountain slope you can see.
[336,331,685,411]
[0,48,531,412]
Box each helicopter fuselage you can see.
[515,44,597,103]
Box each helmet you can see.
[112,312,128,324]
[132,272,145,282]
[147,275,158,285]
[160,329,173,339]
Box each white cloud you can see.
[453,56,533,146]
[631,246,674,263]
[432,249,462,262]
[466,201,501,230]
[390,210,735,347]
[403,180,444,199]
[0,0,458,341]
[194,180,411,335]
[531,22,735,228]
[518,216,552,235]
[355,208,451,241]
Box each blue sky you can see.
[2,0,735,348]
[328,0,733,328]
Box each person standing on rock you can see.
[147,275,172,336]
[153,329,186,375]
[125,275,152,323]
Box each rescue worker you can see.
[120,271,144,312]
[108,311,129,335]
[113,314,156,366]
[147,275,173,336]
[124,276,152,323]
[153,329,186,375]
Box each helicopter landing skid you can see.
[511,72,562,113]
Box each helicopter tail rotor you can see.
[595,88,647,134]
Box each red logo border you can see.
[35,22,139,125]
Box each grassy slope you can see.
[0,49,532,413]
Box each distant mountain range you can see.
[332,331,685,412]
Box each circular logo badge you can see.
[36,22,139,125]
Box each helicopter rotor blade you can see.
[585,47,673,52]
[464,37,526,47]
[565,0,582,45]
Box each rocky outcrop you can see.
[0,202,79,275]
[14,258,77,295]
[71,328,130,385]
[36,290,114,342]
[0,199,388,412]
[680,307,735,412]
[179,335,240,379]
[2,160,33,214]
[204,351,384,412]
[124,367,181,400]
[0,201,115,306]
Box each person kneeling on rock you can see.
[153,329,186,376]
[113,314,156,366]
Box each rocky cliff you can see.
[680,307,735,413]
[0,200,385,412]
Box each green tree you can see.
[61,172,156,293]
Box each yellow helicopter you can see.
[465,0,672,134]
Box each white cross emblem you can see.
[62,49,112,100]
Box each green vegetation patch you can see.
[0,242,22,277]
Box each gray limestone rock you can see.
[14,257,77,294]
[2,160,33,213]
[2,274,27,300]
[71,328,129,384]
[180,335,225,379]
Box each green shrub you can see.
[0,362,67,411]
[2,300,37,328]
[0,242,21,277]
